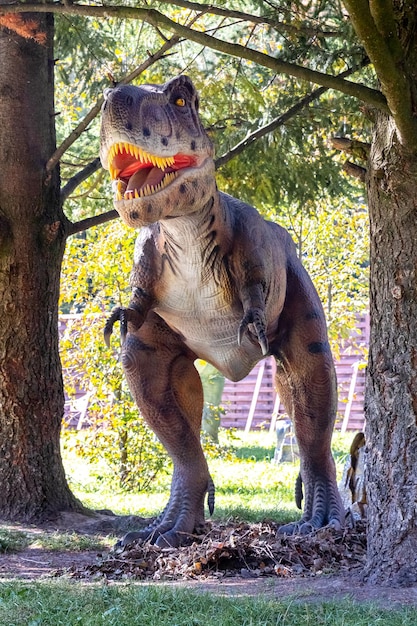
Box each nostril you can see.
[126,122,133,131]
[125,94,134,106]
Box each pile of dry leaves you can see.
[63,520,366,582]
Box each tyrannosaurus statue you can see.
[100,75,344,547]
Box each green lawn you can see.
[0,582,416,626]
[63,430,350,525]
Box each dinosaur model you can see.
[100,75,344,547]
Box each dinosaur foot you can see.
[279,517,342,536]
[278,474,344,536]
[116,475,215,549]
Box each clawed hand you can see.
[104,306,143,347]
[237,308,269,355]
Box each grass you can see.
[2,429,416,625]
[0,582,416,626]
[0,529,30,554]
[63,429,350,526]
[0,525,113,555]
[63,430,301,525]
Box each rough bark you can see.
[364,111,417,585]
[0,11,81,520]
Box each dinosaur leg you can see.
[118,312,212,548]
[272,269,344,534]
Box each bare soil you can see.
[1,513,417,608]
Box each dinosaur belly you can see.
[155,285,264,381]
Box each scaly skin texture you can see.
[100,75,344,547]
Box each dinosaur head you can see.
[100,75,216,228]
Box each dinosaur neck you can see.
[159,190,233,260]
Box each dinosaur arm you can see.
[237,280,269,355]
[104,226,161,346]
[227,202,270,355]
[104,288,154,347]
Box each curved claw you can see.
[104,307,125,347]
[104,306,142,347]
[237,308,269,355]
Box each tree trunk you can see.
[364,111,417,584]
[0,12,81,520]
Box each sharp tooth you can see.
[116,189,122,201]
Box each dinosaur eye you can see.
[175,97,186,107]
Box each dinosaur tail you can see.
[207,476,215,515]
[295,472,303,510]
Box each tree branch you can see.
[369,0,403,61]
[343,0,417,152]
[216,87,327,169]
[215,59,370,168]
[342,160,366,182]
[0,3,388,111]
[330,137,370,161]
[67,209,119,236]
[153,0,339,38]
[61,157,101,202]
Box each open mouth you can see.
[108,142,198,200]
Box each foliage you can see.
[279,192,369,354]
[60,221,169,492]
[0,529,29,554]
